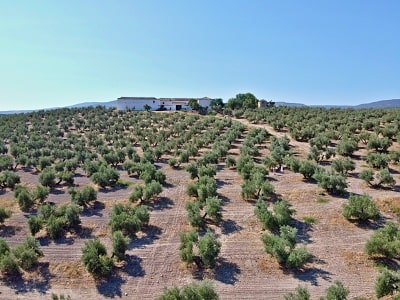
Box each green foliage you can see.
[261,225,310,269]
[185,163,199,179]
[331,157,355,175]
[12,236,43,270]
[14,185,34,211]
[313,169,347,195]
[227,93,258,110]
[366,152,389,169]
[0,252,19,275]
[367,134,392,153]
[342,194,379,221]
[198,230,221,268]
[360,168,396,188]
[112,230,129,261]
[336,138,358,156]
[28,216,43,236]
[287,246,312,269]
[298,160,319,180]
[33,203,81,239]
[225,156,236,168]
[158,280,218,300]
[81,239,114,278]
[255,199,295,232]
[179,230,198,265]
[185,201,203,228]
[32,184,50,204]
[241,169,274,201]
[39,167,57,187]
[320,280,349,300]
[0,170,20,189]
[90,165,120,188]
[375,269,400,298]
[69,186,97,206]
[0,207,11,224]
[46,214,66,239]
[130,181,162,202]
[365,222,400,259]
[0,155,13,171]
[179,230,221,268]
[109,203,149,236]
[284,285,310,300]
[187,176,217,203]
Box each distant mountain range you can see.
[277,99,400,109]
[1,99,399,115]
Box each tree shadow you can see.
[214,257,241,285]
[147,197,174,211]
[347,215,387,230]
[81,201,105,217]
[76,225,95,239]
[218,195,230,204]
[216,179,226,188]
[0,225,16,237]
[99,184,129,193]
[2,261,54,294]
[372,257,400,271]
[221,219,242,235]
[290,263,332,286]
[291,219,313,244]
[53,235,75,245]
[50,188,66,195]
[96,255,145,298]
[129,225,162,249]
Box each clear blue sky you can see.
[1,1,399,110]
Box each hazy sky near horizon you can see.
[1,1,399,111]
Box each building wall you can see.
[117,98,159,111]
[117,97,213,111]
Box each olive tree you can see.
[81,239,114,278]
[342,194,379,222]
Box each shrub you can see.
[298,160,319,180]
[109,203,149,236]
[375,269,400,298]
[112,230,129,261]
[261,225,310,269]
[359,168,395,188]
[197,230,221,268]
[179,230,221,268]
[365,222,400,259]
[255,199,295,232]
[158,280,218,300]
[39,167,57,187]
[14,185,34,211]
[320,280,349,300]
[331,157,355,175]
[0,170,20,189]
[0,207,12,224]
[28,216,43,236]
[81,239,113,278]
[284,285,310,300]
[12,236,43,270]
[342,194,379,222]
[69,186,97,206]
[313,169,347,195]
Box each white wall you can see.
[117,98,159,111]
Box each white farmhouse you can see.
[117,97,213,111]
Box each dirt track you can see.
[0,117,399,299]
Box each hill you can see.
[354,99,400,109]
[1,98,400,115]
